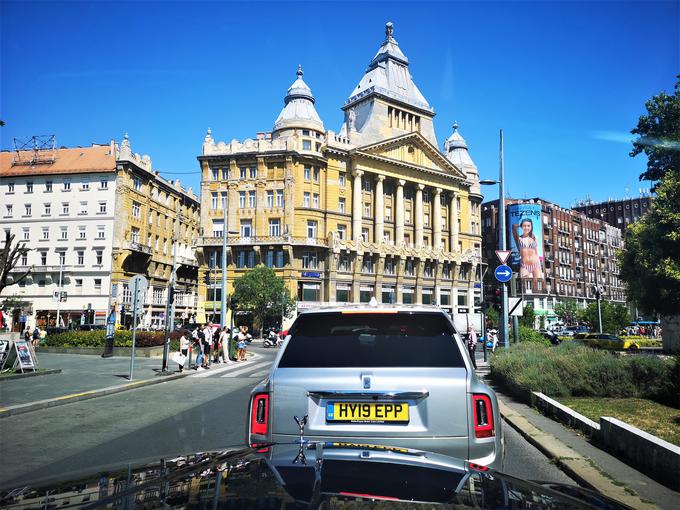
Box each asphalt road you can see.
[0,344,572,489]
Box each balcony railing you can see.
[198,235,328,248]
[125,241,152,255]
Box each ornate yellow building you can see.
[197,23,483,326]
[112,135,201,328]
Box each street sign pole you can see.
[55,262,64,328]
[511,273,519,343]
[129,277,138,381]
[498,129,509,349]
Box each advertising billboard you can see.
[507,204,545,288]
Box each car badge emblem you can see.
[362,375,371,389]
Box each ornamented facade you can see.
[197,23,483,327]
[0,137,200,331]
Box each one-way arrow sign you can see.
[495,250,511,265]
[494,265,512,283]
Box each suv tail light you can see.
[250,393,269,436]
[472,394,495,438]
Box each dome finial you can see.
[452,121,459,131]
[297,64,303,78]
[385,21,394,39]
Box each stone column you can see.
[375,174,385,244]
[433,188,442,250]
[450,192,459,253]
[352,169,364,242]
[415,184,424,249]
[395,179,405,244]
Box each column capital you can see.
[416,183,425,191]
[398,179,406,187]
[435,187,443,195]
[375,174,385,182]
[352,169,364,177]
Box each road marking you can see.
[248,369,270,378]
[220,362,270,378]
[190,359,257,379]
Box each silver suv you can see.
[247,305,503,469]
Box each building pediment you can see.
[352,132,466,181]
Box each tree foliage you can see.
[232,265,296,333]
[630,76,680,182]
[0,231,31,296]
[581,301,631,334]
[619,170,680,315]
[620,77,680,315]
[519,304,536,328]
[554,299,581,325]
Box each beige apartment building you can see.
[0,136,200,331]
[197,23,483,327]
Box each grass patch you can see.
[489,342,679,407]
[558,397,680,446]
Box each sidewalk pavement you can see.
[475,351,680,510]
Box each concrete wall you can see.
[661,314,680,354]
[600,416,680,491]
[533,391,680,491]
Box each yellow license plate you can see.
[326,402,409,424]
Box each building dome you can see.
[444,122,474,166]
[273,65,324,135]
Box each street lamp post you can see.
[480,129,510,349]
[221,193,228,328]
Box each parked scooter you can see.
[263,328,281,348]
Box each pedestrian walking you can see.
[178,331,190,373]
[194,327,205,370]
[219,327,230,363]
[467,326,478,369]
[237,326,249,361]
[31,327,40,347]
[39,327,47,345]
[202,323,212,368]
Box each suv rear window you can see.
[278,311,465,368]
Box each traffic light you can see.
[229,297,238,311]
[168,286,175,305]
[490,288,502,311]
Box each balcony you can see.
[198,235,328,248]
[125,241,152,255]
[178,255,199,267]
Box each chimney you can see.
[256,132,265,140]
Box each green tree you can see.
[554,299,580,325]
[620,77,680,316]
[232,265,296,334]
[519,304,536,328]
[485,307,499,329]
[581,302,631,334]
[630,76,680,182]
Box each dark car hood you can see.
[0,442,632,509]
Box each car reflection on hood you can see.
[0,442,632,509]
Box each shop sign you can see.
[301,271,321,278]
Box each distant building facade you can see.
[573,193,654,231]
[482,197,626,326]
[197,23,483,328]
[0,138,200,331]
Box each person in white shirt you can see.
[202,323,213,368]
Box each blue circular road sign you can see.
[494,264,513,283]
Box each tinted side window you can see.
[278,312,464,368]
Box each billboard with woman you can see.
[508,204,546,290]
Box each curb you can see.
[0,369,62,381]
[498,400,657,509]
[0,370,190,419]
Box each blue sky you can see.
[2,0,677,207]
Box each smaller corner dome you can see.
[274,65,324,133]
[444,122,475,167]
[285,64,315,104]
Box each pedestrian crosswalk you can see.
[189,357,272,379]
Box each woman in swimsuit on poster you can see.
[512,218,544,289]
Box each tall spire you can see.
[273,65,324,135]
[340,22,437,146]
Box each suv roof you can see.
[298,304,444,315]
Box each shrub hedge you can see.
[490,342,679,408]
[44,330,182,350]
[517,326,549,344]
